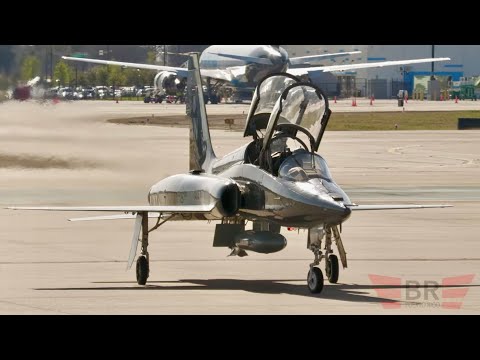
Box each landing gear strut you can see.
[136,214,149,285]
[307,227,324,293]
[324,227,339,283]
[307,225,347,293]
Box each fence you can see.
[311,77,414,99]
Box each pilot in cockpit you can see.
[271,142,292,176]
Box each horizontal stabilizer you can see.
[346,204,452,211]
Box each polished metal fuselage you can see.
[148,144,351,228]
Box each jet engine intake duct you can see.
[219,182,241,217]
[148,174,239,219]
[234,231,287,254]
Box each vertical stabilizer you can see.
[186,53,216,172]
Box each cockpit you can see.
[278,149,332,182]
[243,72,332,177]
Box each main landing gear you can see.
[136,256,149,285]
[306,225,347,294]
[136,214,150,285]
[129,213,172,286]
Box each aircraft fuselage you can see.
[147,147,351,228]
[200,45,289,86]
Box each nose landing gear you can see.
[306,225,347,293]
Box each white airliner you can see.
[62,45,450,103]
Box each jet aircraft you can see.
[63,45,361,103]
[8,53,451,294]
[61,45,449,103]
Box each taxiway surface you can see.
[0,101,478,314]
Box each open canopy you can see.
[244,72,331,153]
[244,73,301,138]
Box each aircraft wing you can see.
[289,51,361,66]
[209,52,273,65]
[346,204,452,211]
[62,56,189,78]
[199,68,235,82]
[7,204,213,213]
[63,55,236,83]
[68,213,162,221]
[287,57,451,76]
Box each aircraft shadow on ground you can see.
[35,280,480,304]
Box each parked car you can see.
[58,87,75,100]
[75,87,95,100]
[95,86,110,99]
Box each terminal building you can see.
[284,45,480,99]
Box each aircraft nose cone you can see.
[317,198,351,223]
[331,201,351,216]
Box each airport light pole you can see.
[50,46,53,83]
[431,44,435,80]
[44,47,48,82]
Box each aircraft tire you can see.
[307,267,324,293]
[136,256,149,285]
[326,254,339,284]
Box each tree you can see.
[0,73,9,90]
[77,72,89,87]
[139,69,155,87]
[95,66,109,86]
[53,60,73,86]
[123,68,142,87]
[85,67,97,86]
[146,50,157,65]
[108,66,125,86]
[20,55,41,82]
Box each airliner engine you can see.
[153,71,186,96]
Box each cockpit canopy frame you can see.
[243,72,331,153]
[243,72,302,138]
